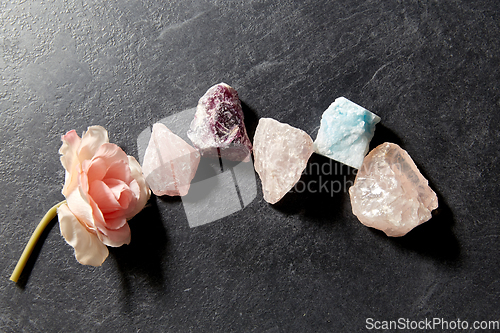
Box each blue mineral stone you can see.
[313,97,380,169]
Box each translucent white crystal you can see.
[314,97,380,169]
[253,118,314,204]
[142,123,200,196]
[349,142,438,236]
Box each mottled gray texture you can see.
[1,0,499,332]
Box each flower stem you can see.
[10,200,66,283]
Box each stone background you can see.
[1,0,499,332]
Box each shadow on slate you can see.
[369,125,460,264]
[186,155,221,188]
[370,123,403,149]
[270,122,459,264]
[397,158,460,264]
[271,153,353,225]
[14,214,59,289]
[110,196,169,292]
[157,192,183,204]
[369,190,460,265]
[272,123,403,222]
[241,101,259,143]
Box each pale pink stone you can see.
[253,118,314,204]
[142,123,200,196]
[349,142,438,237]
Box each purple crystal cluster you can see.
[187,83,252,162]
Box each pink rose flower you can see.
[57,126,150,266]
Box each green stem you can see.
[10,200,66,283]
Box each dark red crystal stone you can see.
[205,84,245,145]
[189,83,253,161]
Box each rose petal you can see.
[87,194,106,236]
[100,222,131,247]
[127,178,141,200]
[104,160,132,184]
[104,178,133,203]
[88,180,123,213]
[60,130,81,171]
[80,154,129,197]
[126,156,150,219]
[78,126,109,162]
[58,203,109,266]
[92,143,129,168]
[79,169,90,193]
[101,216,127,230]
[103,210,129,220]
[66,187,97,231]
[118,179,139,217]
[83,157,108,184]
[86,194,129,243]
[117,184,135,210]
[60,130,82,197]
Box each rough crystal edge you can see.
[142,123,201,197]
[186,82,253,162]
[313,97,381,169]
[253,117,314,204]
[349,142,438,237]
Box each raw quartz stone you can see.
[349,142,438,237]
[253,118,314,204]
[142,123,200,196]
[187,83,252,162]
[314,97,380,169]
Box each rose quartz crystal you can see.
[187,83,252,162]
[253,118,314,204]
[142,123,200,196]
[349,142,438,236]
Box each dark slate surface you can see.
[1,1,499,332]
